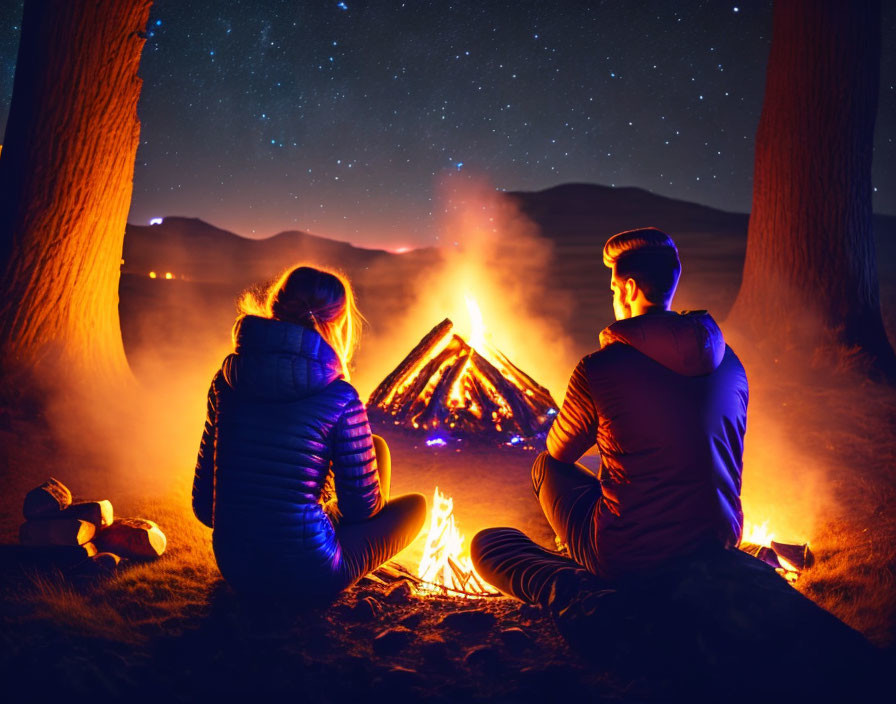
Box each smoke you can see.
[25,186,873,560]
[355,174,579,401]
[31,268,235,509]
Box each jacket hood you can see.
[221,315,344,399]
[598,310,726,376]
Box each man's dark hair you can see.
[603,227,681,305]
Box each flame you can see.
[741,519,809,582]
[741,520,774,547]
[369,298,558,444]
[416,487,497,597]
[465,294,487,351]
[148,271,157,279]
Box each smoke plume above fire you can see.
[355,174,578,401]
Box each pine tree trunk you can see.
[0,0,153,387]
[728,0,895,378]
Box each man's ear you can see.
[624,277,638,301]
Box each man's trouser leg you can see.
[471,527,598,605]
[469,452,605,605]
[531,450,602,574]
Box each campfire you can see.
[368,296,558,447]
[416,487,498,597]
[740,520,813,582]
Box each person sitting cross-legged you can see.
[192,265,427,598]
[470,227,749,606]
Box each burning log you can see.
[416,487,498,598]
[740,521,813,582]
[368,314,558,447]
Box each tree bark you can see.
[0,0,153,387]
[728,0,895,379]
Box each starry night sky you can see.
[0,1,894,248]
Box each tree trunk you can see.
[0,0,153,387]
[728,0,895,379]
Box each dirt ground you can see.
[1,201,894,701]
[1,363,894,702]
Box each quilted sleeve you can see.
[192,372,220,528]
[546,358,598,463]
[332,388,384,523]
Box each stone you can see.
[60,500,114,528]
[384,579,415,604]
[372,626,415,655]
[23,478,72,518]
[499,626,533,653]
[351,596,383,622]
[91,552,122,572]
[517,602,543,625]
[419,638,458,675]
[399,612,424,629]
[96,517,166,559]
[19,518,95,547]
[438,609,496,633]
[374,665,426,700]
[463,644,502,672]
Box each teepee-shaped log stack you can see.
[368,319,557,446]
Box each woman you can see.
[192,265,427,596]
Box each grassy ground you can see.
[1,362,894,701]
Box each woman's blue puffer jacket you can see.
[191,315,383,588]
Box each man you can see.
[471,227,749,604]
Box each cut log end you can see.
[60,500,114,528]
[96,517,166,559]
[23,478,72,519]
[20,518,96,547]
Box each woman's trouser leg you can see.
[335,493,427,587]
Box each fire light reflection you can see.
[369,294,557,445]
[416,487,498,598]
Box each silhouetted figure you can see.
[471,229,876,701]
[192,266,426,597]
[472,228,747,600]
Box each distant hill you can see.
[507,183,750,239]
[120,185,896,390]
[505,183,754,332]
[122,216,435,287]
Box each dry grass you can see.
[1,366,894,699]
[737,355,896,647]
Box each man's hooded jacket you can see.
[547,310,748,579]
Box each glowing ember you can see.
[742,520,774,547]
[464,294,487,352]
[368,296,557,446]
[740,519,811,582]
[416,487,497,597]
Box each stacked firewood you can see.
[19,477,167,573]
[368,318,558,445]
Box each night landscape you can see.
[1,1,895,702]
